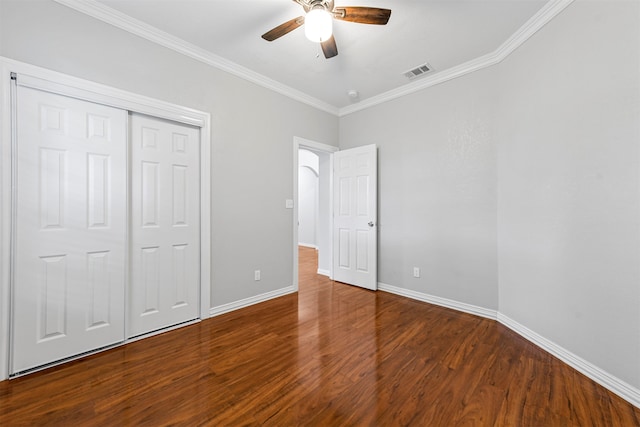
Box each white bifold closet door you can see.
[128,114,200,338]
[12,86,127,374]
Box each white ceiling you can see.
[89,0,549,111]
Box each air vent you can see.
[403,63,432,80]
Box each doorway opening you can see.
[292,137,338,291]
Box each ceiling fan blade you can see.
[321,35,338,59]
[261,16,305,41]
[334,7,391,25]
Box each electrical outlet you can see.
[413,267,420,278]
[254,270,261,281]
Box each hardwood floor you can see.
[1,246,638,426]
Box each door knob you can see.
[368,221,375,227]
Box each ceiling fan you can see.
[261,0,392,59]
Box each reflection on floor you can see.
[0,246,637,425]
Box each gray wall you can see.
[497,0,640,389]
[316,150,332,274]
[0,0,339,308]
[340,0,639,390]
[340,67,500,311]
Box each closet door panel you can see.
[12,86,127,374]
[129,114,200,337]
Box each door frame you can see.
[292,137,338,291]
[0,57,212,381]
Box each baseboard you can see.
[378,281,639,408]
[317,269,330,277]
[497,313,640,408]
[209,286,295,317]
[378,282,498,320]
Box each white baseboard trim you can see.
[317,269,330,277]
[207,279,640,408]
[209,286,295,317]
[378,282,498,320]
[497,313,640,408]
[378,282,639,408]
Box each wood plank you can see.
[0,246,638,425]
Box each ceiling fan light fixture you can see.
[305,8,332,42]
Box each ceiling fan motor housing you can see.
[302,0,335,13]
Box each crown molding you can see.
[52,0,340,116]
[338,0,575,117]
[53,0,573,118]
[493,0,574,59]
[338,51,503,116]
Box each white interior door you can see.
[12,85,127,374]
[332,144,377,290]
[129,114,200,338]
